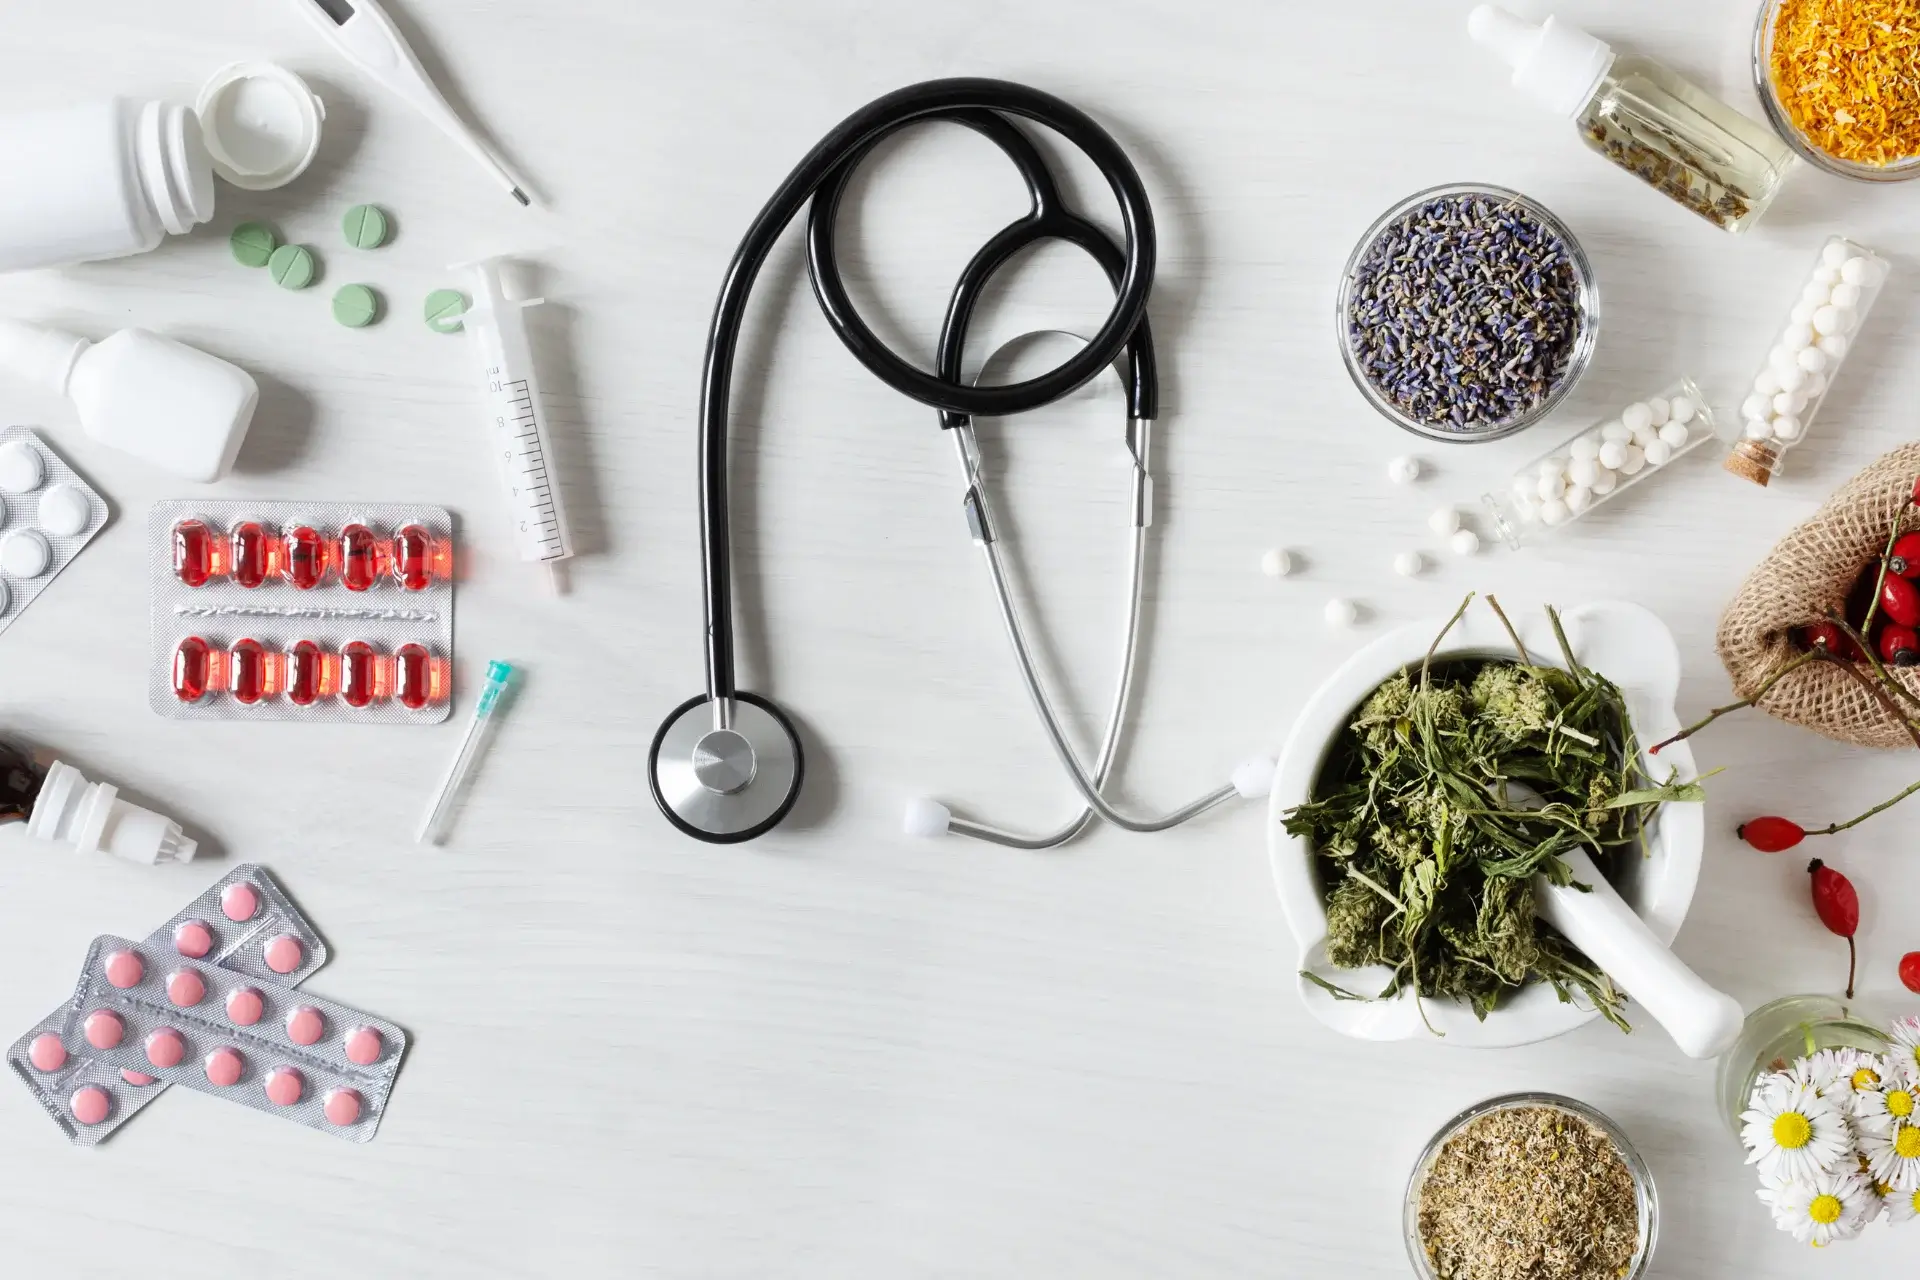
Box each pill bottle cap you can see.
[0,321,90,399]
[195,62,327,191]
[24,761,198,866]
[1468,5,1615,119]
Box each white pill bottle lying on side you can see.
[0,67,324,274]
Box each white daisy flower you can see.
[1890,1016,1920,1077]
[1887,1182,1920,1224]
[1749,1068,1800,1110]
[1855,1065,1920,1137]
[1822,1051,1892,1117]
[1754,1167,1794,1214]
[1795,1049,1858,1095]
[1742,1082,1854,1180]
[1770,1169,1872,1246]
[1863,1120,1920,1193]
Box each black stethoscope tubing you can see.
[697,77,1159,704]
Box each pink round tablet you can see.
[343,1025,384,1066]
[285,1006,324,1046]
[173,920,214,959]
[144,1027,185,1069]
[226,986,264,1026]
[262,934,303,975]
[27,1033,66,1072]
[264,1066,304,1107]
[220,881,260,921]
[166,969,206,1007]
[204,1047,243,1087]
[84,1010,124,1050]
[323,1088,363,1127]
[69,1086,110,1126]
[104,949,145,989]
[120,1069,158,1087]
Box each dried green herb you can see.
[1284,596,1705,1031]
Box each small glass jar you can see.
[1725,236,1890,487]
[1715,995,1891,1139]
[1337,182,1599,444]
[1484,379,1714,548]
[1754,1,1920,183]
[1405,1092,1658,1280]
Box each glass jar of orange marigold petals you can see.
[1756,0,1920,181]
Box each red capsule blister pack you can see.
[150,500,454,724]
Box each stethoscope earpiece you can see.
[649,694,804,844]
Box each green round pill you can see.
[424,289,469,334]
[268,244,318,290]
[332,284,381,328]
[230,222,278,268]
[342,204,391,250]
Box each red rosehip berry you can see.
[1803,620,1844,653]
[1891,533,1920,578]
[1882,572,1920,627]
[1739,816,1806,852]
[1880,625,1920,667]
[1901,951,1920,995]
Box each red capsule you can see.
[229,639,270,705]
[173,521,216,588]
[285,640,327,707]
[172,637,212,703]
[393,525,434,592]
[1740,816,1807,853]
[1883,572,1920,627]
[338,525,382,593]
[230,522,271,590]
[283,526,329,590]
[1881,625,1920,667]
[340,641,380,709]
[395,644,436,709]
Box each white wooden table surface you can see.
[1,0,1915,1274]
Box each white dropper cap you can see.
[1231,757,1278,800]
[0,321,89,398]
[902,797,953,838]
[1467,4,1615,119]
[25,761,198,866]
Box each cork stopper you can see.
[1724,440,1779,486]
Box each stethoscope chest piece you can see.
[649,694,804,843]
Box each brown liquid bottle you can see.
[1,738,43,823]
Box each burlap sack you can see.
[1717,442,1920,749]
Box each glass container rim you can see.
[1752,0,1920,183]
[1336,182,1600,445]
[1403,1090,1659,1280]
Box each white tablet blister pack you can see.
[0,427,108,637]
[5,865,329,1146]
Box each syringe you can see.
[461,257,574,588]
[417,661,515,845]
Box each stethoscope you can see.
[650,79,1274,845]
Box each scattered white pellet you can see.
[1822,241,1852,269]
[1568,456,1600,488]
[1829,281,1862,310]
[1427,506,1461,536]
[1324,597,1359,629]
[1782,322,1815,351]
[1564,486,1592,514]
[1260,548,1293,577]
[1813,304,1854,336]
[1393,550,1426,577]
[1621,402,1653,434]
[1597,439,1627,471]
[1387,455,1423,485]
[1773,414,1803,442]
[1797,346,1828,374]
[1658,420,1689,450]
[1669,395,1697,424]
[1539,497,1570,526]
[1590,468,1617,496]
[1745,418,1775,442]
[1840,255,1882,288]
[1618,444,1647,476]
[1537,471,1566,501]
[1569,435,1601,462]
[1646,397,1671,427]
[1818,333,1849,360]
[1643,438,1673,467]
[1600,419,1632,443]
[1449,528,1481,556]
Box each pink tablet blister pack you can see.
[5,865,329,1145]
[56,935,407,1142]
[149,499,455,724]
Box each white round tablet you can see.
[36,484,89,538]
[0,529,51,578]
[0,440,44,495]
[0,578,9,615]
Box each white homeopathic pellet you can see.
[1590,468,1617,496]
[1259,548,1293,577]
[1669,395,1697,423]
[1597,439,1627,471]
[1564,486,1592,514]
[1427,506,1461,536]
[1644,439,1673,467]
[1393,550,1425,577]
[1646,397,1670,426]
[1449,528,1481,556]
[1657,421,1688,450]
[1386,455,1422,485]
[1620,402,1653,434]
[1323,597,1359,629]
[1569,436,1601,462]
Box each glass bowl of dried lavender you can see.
[1406,1092,1658,1280]
[1339,183,1598,442]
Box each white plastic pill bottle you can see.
[0,65,324,275]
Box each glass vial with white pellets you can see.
[1468,5,1795,233]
